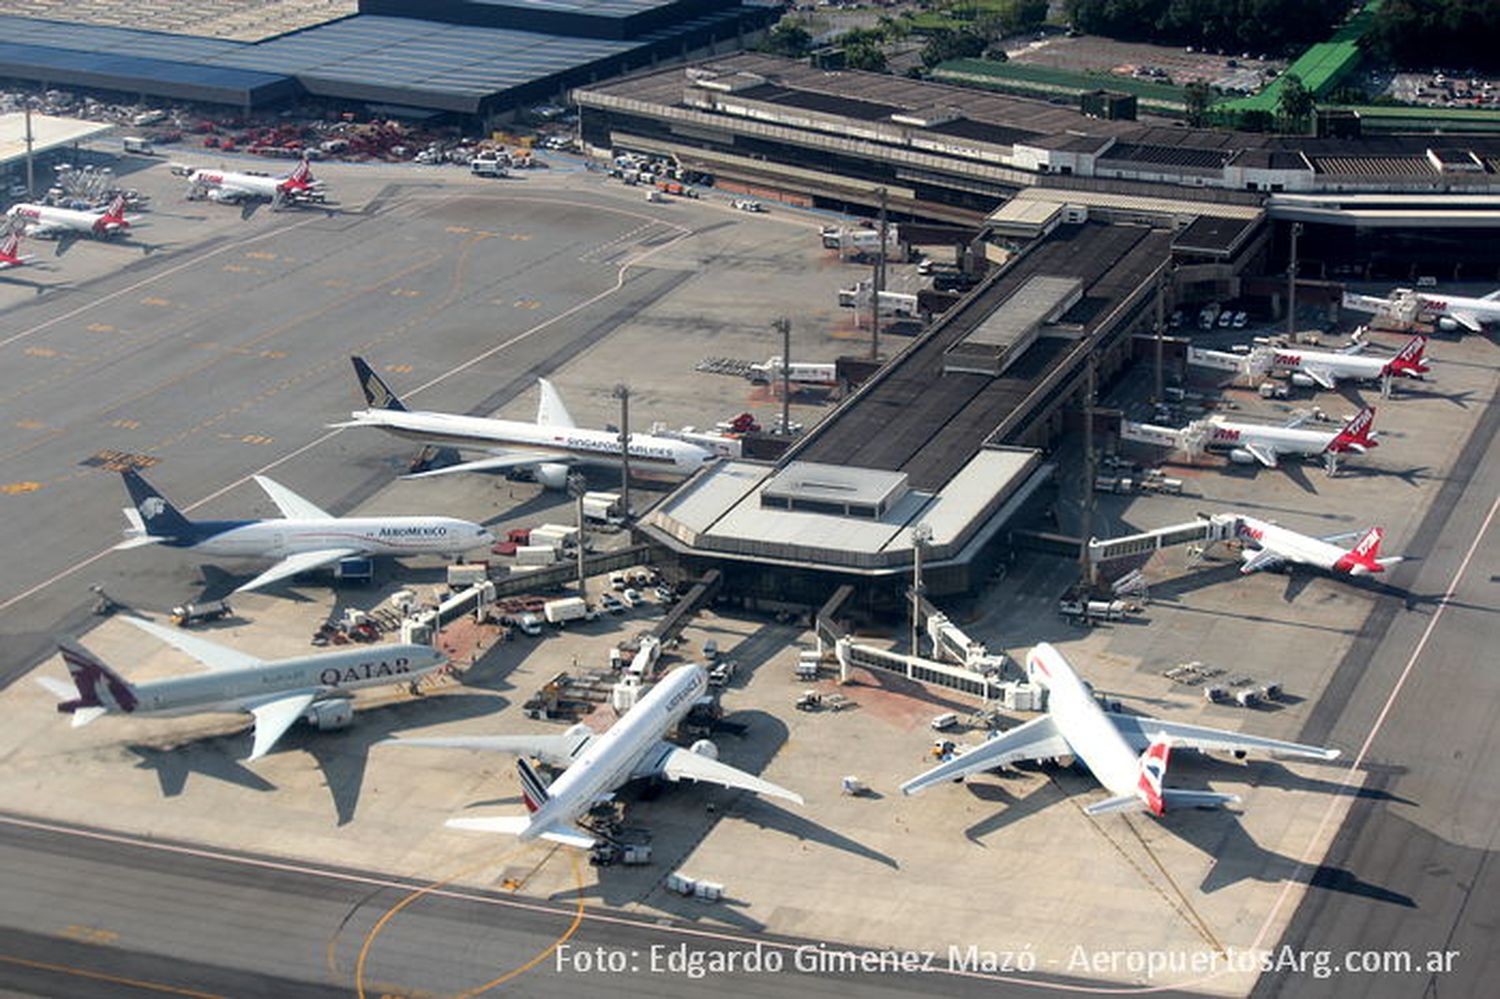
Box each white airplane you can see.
[186,159,325,210]
[38,615,446,760]
[333,357,718,487]
[0,229,33,269]
[1270,335,1430,392]
[385,663,803,848]
[1125,406,1377,473]
[6,193,134,239]
[1231,515,1402,576]
[901,643,1339,818]
[113,468,494,593]
[1395,287,1500,333]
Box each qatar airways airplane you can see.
[386,664,803,847]
[902,644,1339,819]
[114,468,493,593]
[333,357,718,488]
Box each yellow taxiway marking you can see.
[508,232,532,241]
[111,419,141,430]
[384,364,413,374]
[244,250,277,261]
[239,435,274,445]
[139,296,170,306]
[24,346,57,357]
[60,925,119,945]
[0,953,224,999]
[0,482,44,494]
[221,264,249,273]
[86,323,115,333]
[261,350,287,359]
[513,299,541,310]
[14,419,45,430]
[321,278,350,288]
[389,288,422,298]
[445,225,472,234]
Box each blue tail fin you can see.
[121,469,194,540]
[517,757,551,813]
[351,357,407,412]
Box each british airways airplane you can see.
[114,469,493,593]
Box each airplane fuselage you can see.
[1270,348,1411,385]
[95,644,445,718]
[1024,645,1139,798]
[1205,418,1341,458]
[156,515,492,559]
[1235,517,1344,573]
[1413,292,1500,329]
[347,408,715,474]
[522,665,708,839]
[7,203,125,237]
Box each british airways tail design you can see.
[114,468,493,593]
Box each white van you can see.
[930,712,959,731]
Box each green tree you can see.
[1183,80,1213,126]
[1277,73,1315,132]
[920,28,988,68]
[844,42,889,73]
[762,21,813,57]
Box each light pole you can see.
[612,383,631,521]
[568,472,587,593]
[1286,222,1303,340]
[911,523,932,657]
[772,316,791,436]
[871,186,888,361]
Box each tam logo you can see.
[1274,353,1302,366]
[1213,428,1241,442]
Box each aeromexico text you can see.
[377,525,450,537]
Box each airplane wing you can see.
[900,715,1070,796]
[383,730,594,770]
[1481,290,1500,302]
[400,451,571,480]
[23,222,63,238]
[1239,547,1284,574]
[1318,530,1364,544]
[1301,365,1337,390]
[1107,715,1339,760]
[243,689,319,760]
[235,548,360,593]
[1246,441,1280,467]
[1446,310,1484,333]
[118,614,262,671]
[447,815,597,849]
[641,741,804,805]
[252,476,331,520]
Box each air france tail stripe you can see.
[517,758,549,813]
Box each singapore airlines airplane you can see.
[186,159,325,210]
[902,644,1339,818]
[385,664,803,848]
[1231,516,1402,576]
[38,615,446,760]
[333,357,717,487]
[114,468,494,592]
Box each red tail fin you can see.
[1137,738,1170,817]
[103,194,128,220]
[1327,407,1377,453]
[1333,527,1385,574]
[0,230,18,260]
[1386,336,1429,376]
[287,160,312,185]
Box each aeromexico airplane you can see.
[902,644,1339,820]
[331,357,717,488]
[386,664,803,848]
[39,615,445,760]
[114,468,493,593]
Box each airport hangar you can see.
[574,52,1500,281]
[0,0,775,125]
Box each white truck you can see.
[748,355,837,387]
[470,153,507,177]
[543,596,593,625]
[582,491,623,524]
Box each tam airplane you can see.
[1395,287,1500,333]
[1125,406,1377,473]
[38,615,445,760]
[386,664,803,848]
[901,644,1339,818]
[114,468,494,593]
[1270,335,1430,392]
[187,159,325,210]
[333,357,718,488]
[6,193,134,239]
[1232,515,1403,576]
[0,229,32,269]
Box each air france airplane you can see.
[902,644,1339,819]
[38,615,445,760]
[385,664,803,847]
[114,468,493,592]
[332,357,717,488]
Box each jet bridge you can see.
[926,612,1009,674]
[1086,513,1240,565]
[834,637,1006,703]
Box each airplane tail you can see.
[535,378,577,428]
[1085,736,1239,818]
[0,229,21,262]
[1333,527,1401,575]
[286,159,313,185]
[1386,336,1430,377]
[103,194,129,222]
[1326,406,1377,454]
[119,469,195,542]
[445,814,597,849]
[350,357,408,412]
[517,757,551,813]
[55,640,139,724]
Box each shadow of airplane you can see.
[730,797,899,870]
[125,742,277,797]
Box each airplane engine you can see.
[1437,317,1460,332]
[534,463,570,490]
[1227,448,1258,465]
[206,188,236,203]
[304,698,354,731]
[689,739,719,760]
[1289,373,1316,388]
